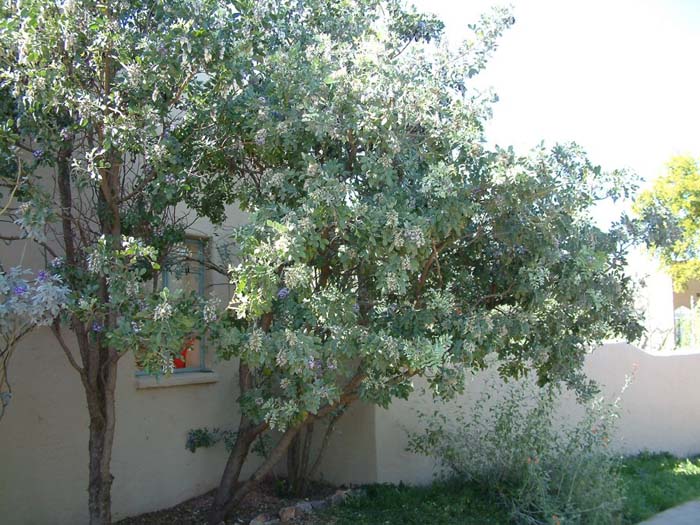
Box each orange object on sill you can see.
[173,337,199,369]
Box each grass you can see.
[314,453,700,525]
[620,452,700,523]
[317,479,509,524]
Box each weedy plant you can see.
[408,377,627,525]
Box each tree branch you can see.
[51,321,85,378]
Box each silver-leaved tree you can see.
[0,0,646,523]
[181,2,645,522]
[0,0,264,522]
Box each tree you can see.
[187,3,644,522]
[635,155,700,291]
[0,1,252,522]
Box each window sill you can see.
[135,371,219,390]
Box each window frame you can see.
[135,236,212,376]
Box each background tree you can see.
[635,155,700,291]
[185,3,644,522]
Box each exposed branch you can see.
[51,321,86,378]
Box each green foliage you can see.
[308,452,700,525]
[620,452,700,524]
[185,427,238,453]
[0,0,253,372]
[408,380,625,525]
[0,266,69,419]
[317,481,509,525]
[313,453,700,525]
[202,2,643,435]
[635,156,700,291]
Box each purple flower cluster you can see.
[277,287,290,300]
[254,128,267,146]
[92,322,104,333]
[307,358,337,372]
[36,270,48,283]
[32,149,44,159]
[12,284,28,296]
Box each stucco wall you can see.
[0,203,378,524]
[2,211,698,522]
[0,328,247,524]
[373,342,700,485]
[0,204,249,524]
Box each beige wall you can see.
[373,342,700,485]
[3,213,700,522]
[0,202,379,524]
[310,402,377,486]
[0,328,246,524]
[0,205,260,524]
[7,335,700,523]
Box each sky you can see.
[411,0,700,190]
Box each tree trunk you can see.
[208,361,266,524]
[209,374,364,523]
[215,422,305,522]
[286,423,315,497]
[57,137,122,524]
[85,357,118,525]
[208,419,262,524]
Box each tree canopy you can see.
[635,156,700,291]
[191,3,644,520]
[0,1,646,523]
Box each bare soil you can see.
[116,480,338,525]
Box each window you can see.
[162,237,209,372]
[136,237,210,376]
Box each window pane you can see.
[136,238,208,375]
[164,240,204,296]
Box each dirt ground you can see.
[115,480,339,525]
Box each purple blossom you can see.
[254,128,267,146]
[32,149,44,159]
[12,284,28,296]
[36,270,48,282]
[50,257,63,269]
[92,322,104,333]
[277,287,290,300]
[326,361,337,371]
[60,128,71,141]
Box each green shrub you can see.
[408,379,624,525]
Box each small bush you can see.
[408,379,624,525]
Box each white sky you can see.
[412,0,700,188]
